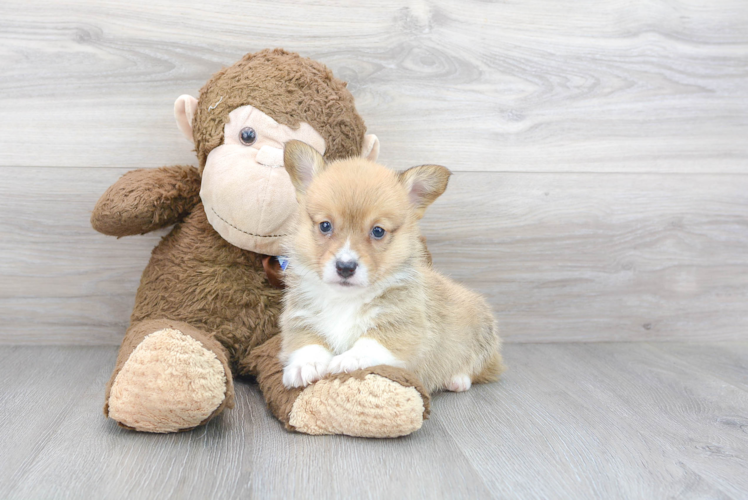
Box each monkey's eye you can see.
[371,226,386,239]
[319,221,333,234]
[239,127,257,145]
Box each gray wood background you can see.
[1,0,747,344]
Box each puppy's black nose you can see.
[336,260,357,278]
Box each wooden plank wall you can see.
[1,0,747,344]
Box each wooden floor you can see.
[1,343,746,499]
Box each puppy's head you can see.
[283,140,450,290]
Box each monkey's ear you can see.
[174,95,199,143]
[362,134,380,161]
[284,140,326,194]
[398,165,452,219]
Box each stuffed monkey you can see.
[91,49,430,437]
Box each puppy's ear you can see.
[284,140,326,194]
[398,165,452,218]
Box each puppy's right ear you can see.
[284,140,326,194]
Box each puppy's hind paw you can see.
[282,345,333,388]
[446,374,472,392]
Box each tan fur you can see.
[280,328,328,356]
[472,350,505,384]
[281,143,504,393]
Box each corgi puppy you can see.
[279,140,504,394]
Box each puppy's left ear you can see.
[398,165,452,219]
[284,140,326,194]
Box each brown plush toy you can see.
[91,49,430,437]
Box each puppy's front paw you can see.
[328,338,405,375]
[328,351,377,375]
[283,363,327,389]
[282,345,333,389]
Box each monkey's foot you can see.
[245,336,429,438]
[289,366,430,438]
[105,321,234,433]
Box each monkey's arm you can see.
[91,165,202,236]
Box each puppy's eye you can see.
[371,226,386,239]
[319,221,333,234]
[239,127,257,145]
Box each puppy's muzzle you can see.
[336,260,357,278]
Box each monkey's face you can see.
[177,98,326,255]
[200,105,326,255]
[174,91,379,256]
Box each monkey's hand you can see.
[91,165,202,236]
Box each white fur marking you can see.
[336,239,357,263]
[286,260,418,353]
[321,255,339,284]
[446,374,472,392]
[296,275,379,352]
[328,338,405,374]
[320,240,370,287]
[282,344,333,388]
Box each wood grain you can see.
[0,347,116,495]
[422,171,748,342]
[0,0,746,172]
[1,0,747,344]
[2,167,747,344]
[437,342,748,499]
[1,343,746,499]
[0,167,166,344]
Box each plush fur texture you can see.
[92,49,431,437]
[91,165,201,237]
[108,328,228,433]
[103,318,236,431]
[193,48,365,170]
[280,143,504,393]
[242,335,431,436]
[288,371,427,437]
[128,203,284,370]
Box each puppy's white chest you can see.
[306,293,379,354]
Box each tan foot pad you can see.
[289,368,428,438]
[108,328,227,433]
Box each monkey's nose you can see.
[336,260,357,279]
